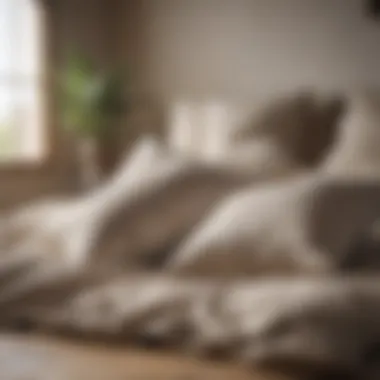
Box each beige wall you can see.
[125,0,380,100]
[119,0,380,158]
[2,0,380,208]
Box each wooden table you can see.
[0,333,290,380]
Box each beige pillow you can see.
[234,91,344,168]
[321,90,380,177]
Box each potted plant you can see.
[60,49,126,189]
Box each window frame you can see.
[0,0,58,174]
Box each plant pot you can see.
[77,138,102,190]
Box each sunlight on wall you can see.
[168,100,240,161]
[0,0,45,162]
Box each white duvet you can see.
[1,90,380,379]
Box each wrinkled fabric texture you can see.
[2,90,380,379]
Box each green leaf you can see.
[59,48,126,138]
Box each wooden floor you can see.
[0,333,289,380]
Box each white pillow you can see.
[166,174,380,277]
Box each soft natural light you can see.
[0,0,45,162]
[168,101,238,161]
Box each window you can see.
[0,0,46,163]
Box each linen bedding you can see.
[0,90,380,379]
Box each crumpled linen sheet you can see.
[1,91,380,379]
[6,274,380,379]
